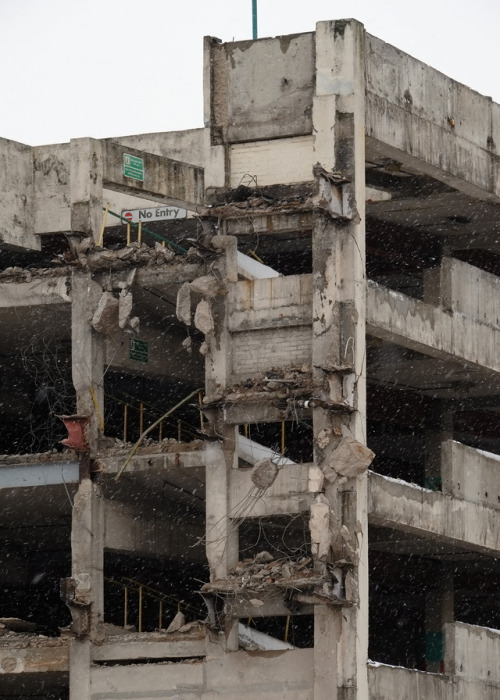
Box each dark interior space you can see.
[366,384,432,486]
[103,372,205,445]
[104,552,209,633]
[238,420,313,465]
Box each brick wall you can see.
[231,325,312,381]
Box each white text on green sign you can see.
[123,154,144,182]
[129,338,148,363]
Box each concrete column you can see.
[70,478,104,641]
[69,639,92,700]
[70,137,103,243]
[311,19,367,700]
[71,273,105,450]
[205,437,239,650]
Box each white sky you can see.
[1,0,498,147]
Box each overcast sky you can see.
[1,0,498,146]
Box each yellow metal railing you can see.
[105,575,202,633]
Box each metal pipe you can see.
[138,221,142,244]
[115,387,204,480]
[98,202,110,248]
[284,615,290,642]
[252,0,258,39]
[124,587,128,627]
[138,586,143,632]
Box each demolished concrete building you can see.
[1,17,500,700]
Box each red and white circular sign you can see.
[123,211,133,222]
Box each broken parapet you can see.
[202,551,345,615]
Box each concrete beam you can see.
[102,140,204,211]
[0,461,79,489]
[368,471,500,556]
[99,450,206,476]
[367,281,500,376]
[92,635,206,662]
[0,278,71,307]
[0,640,69,674]
[365,32,500,202]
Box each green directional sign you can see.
[123,153,144,182]
[129,338,148,363]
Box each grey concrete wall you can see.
[208,33,315,143]
[368,662,500,699]
[228,275,312,332]
[0,137,38,249]
[365,34,500,199]
[112,128,205,168]
[89,647,314,699]
[445,621,500,683]
[442,440,500,509]
[368,663,453,700]
[424,258,500,326]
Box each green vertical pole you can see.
[252,0,258,39]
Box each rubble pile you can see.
[223,366,313,401]
[202,551,342,604]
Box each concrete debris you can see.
[316,428,331,449]
[251,458,279,489]
[202,553,339,603]
[189,274,224,298]
[199,340,208,356]
[249,598,264,607]
[194,299,214,335]
[254,551,274,564]
[0,617,38,633]
[176,281,192,325]
[128,315,140,331]
[217,367,314,404]
[309,494,332,560]
[166,611,186,634]
[182,336,193,354]
[91,291,119,334]
[322,436,375,482]
[118,289,133,329]
[308,465,324,493]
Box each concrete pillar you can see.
[71,274,105,450]
[70,137,103,243]
[69,639,92,700]
[70,478,104,641]
[205,438,239,650]
[311,19,367,700]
